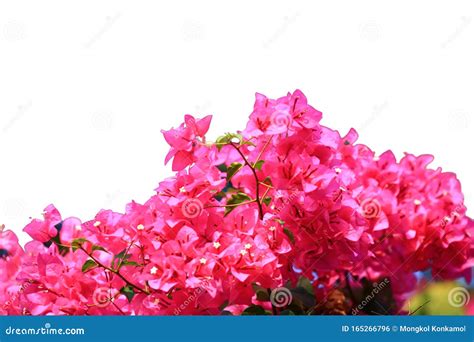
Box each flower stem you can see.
[230,142,264,220]
[79,246,150,295]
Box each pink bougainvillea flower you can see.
[0,90,472,316]
[162,114,212,171]
[23,204,61,243]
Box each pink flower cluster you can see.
[1,90,473,315]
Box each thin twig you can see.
[205,199,257,209]
[116,240,135,271]
[230,142,264,219]
[260,187,271,204]
[252,137,273,168]
[79,246,149,294]
[409,300,431,315]
[345,272,357,306]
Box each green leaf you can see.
[216,164,228,172]
[242,305,269,315]
[121,260,139,267]
[225,192,252,216]
[226,162,242,181]
[115,249,129,260]
[112,249,132,269]
[46,231,69,256]
[91,245,108,253]
[283,227,295,244]
[252,283,270,302]
[254,160,264,170]
[297,277,314,296]
[241,140,256,147]
[262,197,272,206]
[262,176,273,186]
[120,285,135,303]
[71,238,88,251]
[82,259,98,272]
[215,133,243,151]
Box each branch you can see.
[79,246,150,295]
[230,142,264,220]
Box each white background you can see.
[1,1,473,245]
